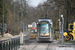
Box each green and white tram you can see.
[36,19,53,41]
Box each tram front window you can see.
[39,24,50,33]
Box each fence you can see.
[0,37,20,50]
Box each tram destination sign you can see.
[41,21,48,24]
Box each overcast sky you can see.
[29,0,47,7]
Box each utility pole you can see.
[24,0,27,31]
[20,0,23,32]
[13,5,15,36]
[61,15,64,45]
[59,9,61,40]
[11,0,16,36]
[2,0,4,37]
[20,0,24,44]
[66,9,68,29]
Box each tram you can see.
[36,18,53,41]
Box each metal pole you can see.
[59,20,60,40]
[21,9,23,31]
[59,11,60,40]
[66,9,68,29]
[13,5,15,36]
[2,0,4,37]
[21,0,23,32]
[61,16,64,45]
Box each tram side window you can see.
[51,28,53,33]
[37,24,39,32]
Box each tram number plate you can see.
[41,22,48,24]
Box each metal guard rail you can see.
[0,37,20,50]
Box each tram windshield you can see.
[39,24,50,33]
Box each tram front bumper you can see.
[39,37,50,38]
[38,38,51,41]
[36,36,52,41]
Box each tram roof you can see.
[38,19,52,22]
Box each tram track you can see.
[24,39,55,50]
[46,43,50,50]
[32,42,38,50]
[32,41,52,50]
[24,39,39,50]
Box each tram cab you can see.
[36,19,53,41]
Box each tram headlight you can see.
[45,33,49,36]
[39,33,49,36]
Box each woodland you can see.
[0,0,75,34]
